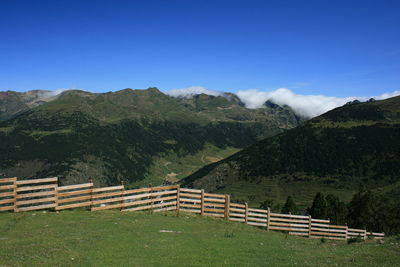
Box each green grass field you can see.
[0,211,399,266]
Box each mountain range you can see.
[0,88,300,187]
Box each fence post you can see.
[345,224,348,240]
[54,178,59,212]
[12,177,17,213]
[224,194,230,220]
[120,181,125,211]
[308,215,312,238]
[176,185,180,216]
[200,189,205,216]
[266,207,270,231]
[89,179,93,211]
[244,202,248,224]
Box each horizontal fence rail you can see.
[0,177,384,241]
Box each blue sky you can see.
[1,0,400,97]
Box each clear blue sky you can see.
[1,0,399,97]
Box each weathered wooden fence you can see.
[0,177,384,241]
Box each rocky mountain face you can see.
[182,96,400,207]
[0,88,300,187]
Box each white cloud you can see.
[237,88,400,118]
[166,86,223,98]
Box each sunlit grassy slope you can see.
[0,211,399,266]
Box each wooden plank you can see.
[180,198,201,203]
[58,189,92,197]
[178,208,201,214]
[180,188,201,193]
[58,183,93,191]
[0,177,17,183]
[0,198,14,204]
[150,190,177,197]
[16,177,57,185]
[16,184,56,192]
[92,202,124,211]
[150,185,178,191]
[92,191,124,199]
[124,201,177,212]
[92,186,124,193]
[204,193,225,198]
[328,224,348,229]
[154,206,177,213]
[247,217,267,223]
[311,227,346,234]
[270,213,309,219]
[247,221,267,227]
[123,195,176,208]
[179,203,201,209]
[311,218,330,223]
[124,192,151,201]
[311,223,330,228]
[16,190,55,199]
[268,226,309,232]
[56,201,92,210]
[270,222,309,228]
[16,203,56,212]
[124,187,151,194]
[204,203,225,208]
[230,203,245,208]
[229,207,245,213]
[348,228,366,233]
[248,208,268,214]
[311,231,347,237]
[247,212,268,218]
[229,212,246,218]
[0,192,15,198]
[269,217,308,223]
[16,197,56,206]
[92,196,125,206]
[0,205,14,211]
[204,208,224,213]
[229,217,245,222]
[204,197,225,203]
[179,193,201,199]
[0,185,15,190]
[58,195,92,204]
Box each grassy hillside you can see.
[182,96,400,208]
[0,211,398,266]
[0,88,299,187]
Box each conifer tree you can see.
[309,192,327,219]
[281,196,298,214]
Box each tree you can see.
[309,192,327,219]
[281,196,298,214]
[347,190,377,230]
[326,194,347,225]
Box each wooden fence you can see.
[0,177,384,241]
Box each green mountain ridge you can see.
[182,96,400,207]
[0,88,300,187]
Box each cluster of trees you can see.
[260,188,400,235]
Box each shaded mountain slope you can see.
[182,96,400,207]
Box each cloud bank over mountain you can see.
[167,86,223,98]
[167,86,400,118]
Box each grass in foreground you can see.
[0,210,399,266]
